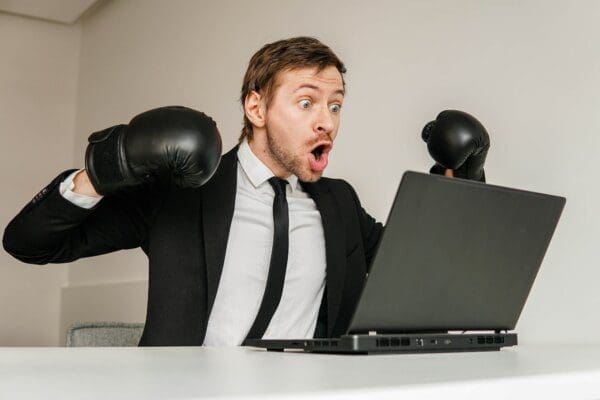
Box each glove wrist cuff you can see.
[85,125,135,195]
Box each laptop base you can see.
[244,333,517,354]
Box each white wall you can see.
[3,0,599,345]
[0,13,81,345]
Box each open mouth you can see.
[308,141,332,173]
[311,145,325,160]
[310,142,332,160]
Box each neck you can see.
[247,135,291,179]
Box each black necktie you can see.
[245,177,289,340]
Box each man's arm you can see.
[59,169,103,209]
[2,169,165,264]
[71,168,102,198]
[3,106,222,265]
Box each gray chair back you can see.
[66,322,144,347]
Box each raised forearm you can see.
[72,169,101,198]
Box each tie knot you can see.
[268,177,288,197]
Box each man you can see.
[3,37,489,346]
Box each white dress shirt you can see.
[59,139,327,346]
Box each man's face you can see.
[263,65,344,182]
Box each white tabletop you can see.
[1,344,600,399]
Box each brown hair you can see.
[239,36,347,142]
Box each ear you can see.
[244,90,266,129]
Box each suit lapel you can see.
[301,180,346,337]
[202,146,238,315]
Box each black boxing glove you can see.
[421,110,490,182]
[85,106,222,195]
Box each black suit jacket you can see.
[3,146,383,346]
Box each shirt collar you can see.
[237,138,300,193]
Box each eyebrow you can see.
[294,84,345,97]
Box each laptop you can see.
[243,171,566,354]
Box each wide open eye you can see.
[330,104,342,113]
[299,99,311,109]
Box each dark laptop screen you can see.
[348,171,565,333]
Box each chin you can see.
[298,170,323,183]
[289,158,325,182]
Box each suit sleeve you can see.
[2,169,166,265]
[344,182,384,272]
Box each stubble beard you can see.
[265,126,322,182]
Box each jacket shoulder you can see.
[317,177,360,203]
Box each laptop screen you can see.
[348,171,565,333]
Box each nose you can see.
[314,105,335,136]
